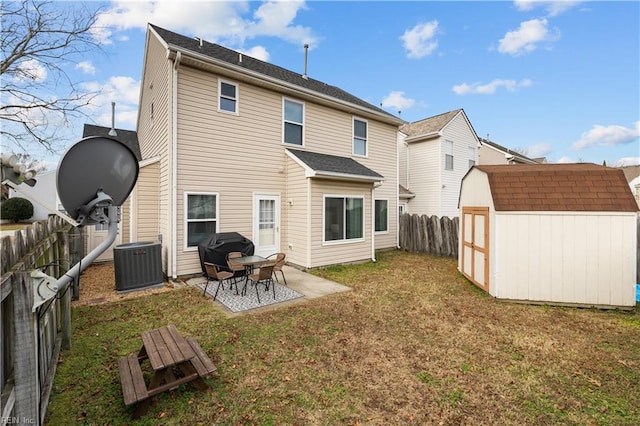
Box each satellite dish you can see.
[56,136,139,224]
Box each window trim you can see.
[444,140,454,171]
[322,194,365,245]
[374,198,389,234]
[353,117,368,157]
[184,192,219,251]
[282,97,305,146]
[218,79,239,115]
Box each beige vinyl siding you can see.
[284,156,310,268]
[121,198,131,244]
[137,32,173,274]
[175,66,287,275]
[398,134,408,188]
[478,145,510,165]
[134,161,160,242]
[309,180,372,268]
[440,114,479,217]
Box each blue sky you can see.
[3,0,639,169]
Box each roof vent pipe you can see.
[194,37,202,48]
[108,102,117,137]
[239,53,242,63]
[302,44,309,80]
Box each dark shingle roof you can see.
[287,149,383,181]
[82,124,142,161]
[474,163,638,212]
[400,109,461,137]
[150,24,398,121]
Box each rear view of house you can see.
[133,24,403,278]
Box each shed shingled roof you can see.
[474,163,639,212]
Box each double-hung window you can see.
[219,80,238,113]
[283,99,304,145]
[374,199,388,233]
[468,146,476,169]
[353,118,367,156]
[444,140,454,171]
[185,193,218,248]
[324,196,364,242]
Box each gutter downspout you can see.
[171,51,181,279]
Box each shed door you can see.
[461,207,489,292]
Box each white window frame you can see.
[353,117,368,157]
[282,97,305,146]
[184,192,219,251]
[218,79,239,114]
[374,199,389,234]
[322,195,365,245]
[444,140,454,171]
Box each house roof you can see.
[399,109,462,137]
[82,124,142,161]
[472,163,639,212]
[149,24,402,125]
[399,184,415,199]
[478,137,539,164]
[286,149,384,182]
[620,165,640,183]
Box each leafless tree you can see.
[1,0,105,151]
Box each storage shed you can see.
[458,163,638,308]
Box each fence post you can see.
[12,269,39,424]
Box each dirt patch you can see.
[72,262,177,307]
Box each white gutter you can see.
[405,131,441,143]
[171,51,181,279]
[371,184,376,262]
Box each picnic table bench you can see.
[118,324,217,418]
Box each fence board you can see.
[399,213,459,258]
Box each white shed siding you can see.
[494,212,637,307]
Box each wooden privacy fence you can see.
[1,217,81,425]
[399,213,459,258]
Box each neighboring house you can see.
[8,170,59,221]
[134,24,404,278]
[620,165,640,208]
[398,109,479,218]
[477,137,540,165]
[81,124,142,262]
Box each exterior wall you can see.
[137,31,173,274]
[132,161,160,243]
[405,137,439,215]
[284,156,310,268]
[493,212,637,307]
[170,64,398,276]
[398,134,408,188]
[629,175,640,208]
[309,179,373,268]
[440,114,478,218]
[478,145,510,165]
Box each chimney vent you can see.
[108,102,117,137]
[302,44,309,80]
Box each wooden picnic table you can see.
[118,324,216,419]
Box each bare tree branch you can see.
[1,0,106,151]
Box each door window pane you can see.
[259,199,275,246]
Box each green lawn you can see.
[46,251,639,425]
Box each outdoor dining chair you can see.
[226,252,247,283]
[203,262,234,300]
[266,252,287,285]
[245,264,276,304]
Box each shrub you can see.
[1,197,34,223]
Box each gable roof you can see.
[82,124,142,161]
[286,149,383,182]
[149,24,402,125]
[399,109,479,141]
[471,163,638,212]
[479,137,539,164]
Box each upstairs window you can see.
[219,80,238,113]
[283,99,304,145]
[353,118,368,156]
[444,140,454,171]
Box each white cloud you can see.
[93,1,316,49]
[452,78,532,95]
[522,143,552,158]
[514,1,582,17]
[498,18,559,56]
[556,156,574,163]
[80,76,141,129]
[401,21,439,59]
[612,157,640,167]
[572,121,640,150]
[237,46,270,62]
[15,59,47,83]
[75,61,96,75]
[381,91,416,111]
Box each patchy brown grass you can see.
[46,250,639,425]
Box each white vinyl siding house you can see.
[135,24,403,277]
[398,109,479,218]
